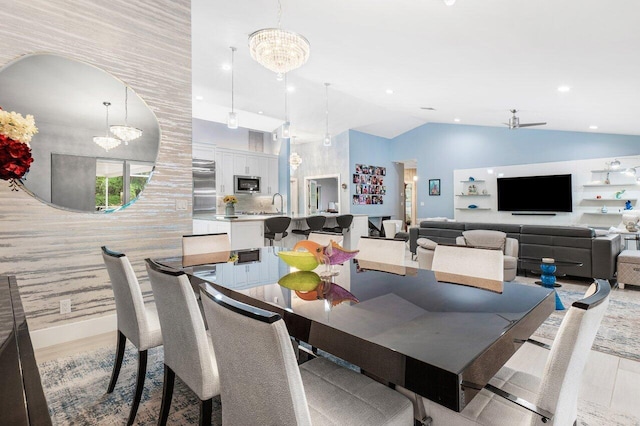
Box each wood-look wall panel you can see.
[0,0,192,330]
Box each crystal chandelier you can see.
[227,46,238,129]
[248,0,310,80]
[110,87,142,144]
[282,74,291,139]
[323,82,331,147]
[289,137,302,170]
[94,102,121,152]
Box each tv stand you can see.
[511,212,557,216]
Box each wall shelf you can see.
[455,207,491,210]
[582,198,637,201]
[583,184,634,187]
[455,194,491,197]
[460,180,485,183]
[582,212,624,215]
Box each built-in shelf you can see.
[455,207,491,210]
[460,180,485,183]
[583,184,635,187]
[455,194,491,197]
[590,169,634,173]
[582,212,624,215]
[582,198,637,201]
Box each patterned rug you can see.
[40,345,222,425]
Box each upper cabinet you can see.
[193,142,215,161]
[215,147,278,195]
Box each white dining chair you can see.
[356,236,406,266]
[101,246,163,426]
[145,259,220,426]
[201,287,414,425]
[182,233,230,256]
[382,219,403,239]
[419,279,611,426]
[431,244,504,293]
[307,231,344,246]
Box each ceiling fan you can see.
[504,109,547,129]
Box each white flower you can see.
[0,109,38,145]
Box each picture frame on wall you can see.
[429,179,441,196]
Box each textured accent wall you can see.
[0,1,192,330]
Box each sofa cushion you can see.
[465,222,522,241]
[520,225,595,238]
[416,238,437,250]
[463,230,506,251]
[419,221,466,230]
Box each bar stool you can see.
[264,216,292,246]
[292,215,326,238]
[323,214,354,235]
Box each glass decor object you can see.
[94,102,121,152]
[540,258,565,310]
[110,87,142,143]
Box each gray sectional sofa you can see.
[409,221,622,281]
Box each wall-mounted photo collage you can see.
[352,164,386,205]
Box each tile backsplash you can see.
[216,194,278,213]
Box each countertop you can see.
[193,213,367,222]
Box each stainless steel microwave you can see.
[234,175,261,194]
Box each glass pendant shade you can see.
[289,151,302,170]
[110,87,142,144]
[282,121,291,139]
[323,134,331,147]
[610,159,621,169]
[323,82,331,147]
[94,102,121,152]
[227,111,238,129]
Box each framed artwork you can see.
[353,163,386,205]
[429,179,441,196]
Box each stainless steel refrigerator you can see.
[192,159,216,213]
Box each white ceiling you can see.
[192,0,640,141]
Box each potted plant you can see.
[223,195,238,217]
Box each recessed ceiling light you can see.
[487,169,494,174]
[385,89,394,95]
[287,85,295,93]
[443,0,456,5]
[454,118,461,122]
[420,107,436,111]
[195,95,204,101]
[221,63,231,71]
[258,111,264,115]
[557,85,571,92]
[497,173,505,177]
[589,125,598,130]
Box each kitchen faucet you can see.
[272,192,284,214]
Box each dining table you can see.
[156,246,555,413]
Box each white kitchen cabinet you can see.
[230,221,264,250]
[233,152,261,176]
[216,150,234,195]
[263,156,279,195]
[192,142,215,160]
[192,219,230,235]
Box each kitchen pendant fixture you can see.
[289,136,302,170]
[323,82,331,147]
[248,0,310,80]
[94,102,121,152]
[110,87,142,144]
[227,46,238,129]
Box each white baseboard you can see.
[30,313,117,350]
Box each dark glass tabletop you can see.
[157,246,554,412]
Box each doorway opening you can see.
[303,174,341,215]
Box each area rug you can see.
[522,278,640,362]
[40,345,222,425]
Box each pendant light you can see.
[227,46,238,129]
[282,73,291,138]
[323,82,331,147]
[94,102,121,152]
[110,87,142,144]
[289,136,302,170]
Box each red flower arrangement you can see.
[0,107,38,191]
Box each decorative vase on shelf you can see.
[601,205,608,213]
[225,203,235,216]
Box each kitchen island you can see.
[193,213,368,250]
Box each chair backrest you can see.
[336,214,354,230]
[461,229,507,252]
[356,236,405,266]
[101,246,150,349]
[431,244,504,293]
[201,287,312,425]
[531,280,610,426]
[145,259,219,400]
[306,215,326,231]
[182,233,230,256]
[382,219,403,239]
[265,216,292,241]
[308,231,344,246]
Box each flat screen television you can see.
[497,174,573,212]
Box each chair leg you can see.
[127,350,148,425]
[158,365,175,426]
[199,398,213,426]
[107,330,126,393]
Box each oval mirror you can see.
[0,53,160,213]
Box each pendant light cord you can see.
[277,0,282,27]
[104,102,111,136]
[284,73,288,121]
[325,82,330,135]
[124,88,129,125]
[230,47,236,113]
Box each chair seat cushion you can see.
[504,255,517,270]
[300,357,413,426]
[422,365,539,426]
